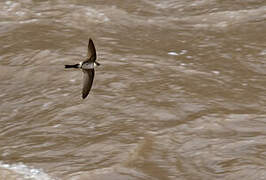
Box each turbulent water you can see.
[0,0,266,179]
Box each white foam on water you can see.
[259,50,266,56]
[5,1,12,5]
[180,49,187,55]
[19,19,38,24]
[168,50,188,56]
[53,124,61,128]
[42,102,52,108]
[212,70,220,75]
[0,161,55,180]
[168,52,178,56]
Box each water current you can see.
[0,0,266,179]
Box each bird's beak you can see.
[94,62,101,66]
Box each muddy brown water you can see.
[0,0,266,179]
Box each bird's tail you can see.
[65,64,79,68]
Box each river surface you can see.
[0,0,266,179]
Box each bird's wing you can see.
[87,39,97,62]
[82,69,94,99]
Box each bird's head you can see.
[94,61,100,66]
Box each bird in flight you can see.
[65,39,100,99]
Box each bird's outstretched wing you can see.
[87,39,97,62]
[82,69,94,99]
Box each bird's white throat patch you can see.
[79,62,83,68]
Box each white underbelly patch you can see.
[82,62,94,69]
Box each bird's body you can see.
[65,39,100,99]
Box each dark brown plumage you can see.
[65,39,100,99]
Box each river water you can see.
[0,0,266,179]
